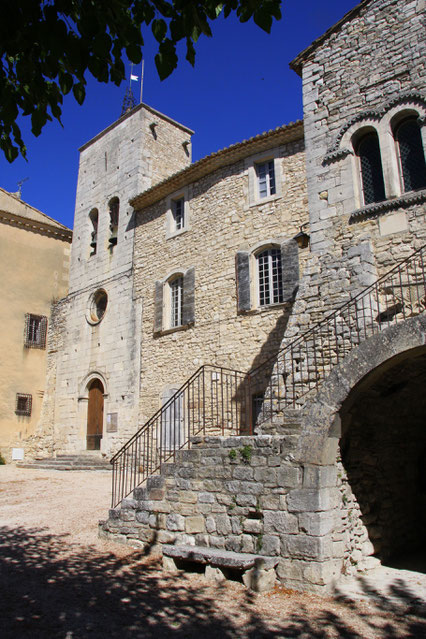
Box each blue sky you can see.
[0,0,359,229]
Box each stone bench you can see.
[162,544,279,592]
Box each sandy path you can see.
[1,465,425,638]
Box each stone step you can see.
[17,454,111,471]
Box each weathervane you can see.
[121,61,144,116]
[16,177,29,199]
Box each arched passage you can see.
[295,315,426,577]
[339,347,426,566]
[87,378,104,450]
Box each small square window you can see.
[256,161,276,199]
[172,198,185,231]
[24,314,47,349]
[16,393,32,416]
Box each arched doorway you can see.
[339,348,426,568]
[87,378,104,450]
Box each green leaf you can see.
[126,43,142,64]
[72,82,86,105]
[186,38,196,66]
[253,9,273,33]
[152,19,167,43]
[4,144,19,163]
[155,39,178,81]
[59,72,73,95]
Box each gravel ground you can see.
[1,465,425,638]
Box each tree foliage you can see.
[0,0,281,162]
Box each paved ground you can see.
[1,464,425,638]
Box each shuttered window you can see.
[236,239,299,312]
[24,314,47,349]
[154,268,195,333]
[170,276,183,328]
[257,248,283,306]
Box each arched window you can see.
[256,247,283,307]
[89,208,98,254]
[355,131,386,205]
[108,197,119,246]
[394,117,426,193]
[169,275,183,327]
[154,268,195,333]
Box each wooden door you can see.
[87,379,104,450]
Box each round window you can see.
[88,289,108,324]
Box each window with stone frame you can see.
[24,314,47,349]
[15,393,32,416]
[172,197,185,232]
[394,117,426,193]
[256,160,276,199]
[154,267,195,333]
[169,275,183,328]
[256,248,284,306]
[355,131,386,205]
[236,239,299,312]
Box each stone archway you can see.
[296,314,426,466]
[339,347,426,570]
[294,314,426,579]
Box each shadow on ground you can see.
[1,526,425,638]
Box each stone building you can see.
[32,0,426,593]
[0,188,71,461]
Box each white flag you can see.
[130,74,139,82]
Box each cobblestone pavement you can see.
[1,465,425,638]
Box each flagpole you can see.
[140,59,144,105]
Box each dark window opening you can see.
[172,198,185,231]
[395,118,426,192]
[356,132,386,205]
[16,393,32,416]
[108,198,119,246]
[24,314,47,349]
[89,208,99,254]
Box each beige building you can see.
[0,188,72,461]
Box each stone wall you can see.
[101,433,343,594]
[30,105,193,458]
[298,0,426,256]
[133,135,309,424]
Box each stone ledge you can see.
[162,544,279,570]
[349,189,426,223]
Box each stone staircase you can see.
[17,453,111,471]
[101,416,307,591]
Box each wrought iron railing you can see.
[111,365,250,506]
[111,244,426,507]
[250,243,426,425]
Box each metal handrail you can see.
[249,243,426,424]
[111,364,249,506]
[111,243,426,506]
